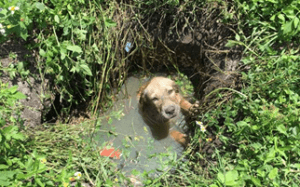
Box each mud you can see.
[0,40,53,127]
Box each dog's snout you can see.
[165,105,175,115]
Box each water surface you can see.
[91,75,188,178]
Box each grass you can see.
[1,0,300,186]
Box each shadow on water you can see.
[88,74,191,179]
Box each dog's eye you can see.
[152,97,158,101]
[168,89,174,95]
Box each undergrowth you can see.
[197,0,300,186]
[0,0,300,186]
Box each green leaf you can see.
[70,66,79,73]
[226,40,238,47]
[9,86,18,93]
[265,148,276,163]
[277,14,285,22]
[225,170,239,186]
[235,34,240,41]
[67,45,82,53]
[67,4,73,12]
[251,177,261,186]
[60,168,67,179]
[80,64,92,76]
[54,15,60,23]
[0,9,8,16]
[277,148,287,160]
[35,2,45,11]
[25,157,33,170]
[17,171,35,180]
[283,8,295,18]
[236,121,249,127]
[13,92,26,100]
[291,163,300,169]
[35,178,44,187]
[170,0,179,6]
[293,17,299,28]
[4,142,10,149]
[0,179,10,186]
[104,18,117,27]
[0,171,16,185]
[46,181,55,186]
[39,49,46,57]
[61,51,66,60]
[92,43,99,51]
[268,168,278,179]
[218,170,239,186]
[283,21,293,34]
[276,124,287,136]
[251,125,259,130]
[218,172,225,183]
[74,29,87,40]
[0,165,9,169]
[60,45,67,60]
[16,173,26,180]
[11,133,25,140]
[3,126,15,134]
[16,160,26,169]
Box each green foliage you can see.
[0,84,90,186]
[35,0,100,104]
[0,82,26,124]
[203,1,300,186]
[1,0,300,186]
[0,83,23,186]
[208,52,300,186]
[238,0,300,42]
[0,0,125,185]
[1,0,119,113]
[224,0,300,51]
[0,54,30,79]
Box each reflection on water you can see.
[90,75,189,178]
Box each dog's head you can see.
[138,77,181,125]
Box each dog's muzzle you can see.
[162,105,179,119]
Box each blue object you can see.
[125,42,132,52]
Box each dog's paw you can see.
[170,130,189,147]
[189,101,200,116]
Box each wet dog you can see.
[137,77,198,146]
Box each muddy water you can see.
[91,75,189,178]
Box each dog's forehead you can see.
[144,77,174,97]
[150,77,174,87]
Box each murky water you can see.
[90,75,190,179]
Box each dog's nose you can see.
[165,105,175,115]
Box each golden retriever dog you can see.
[137,76,198,146]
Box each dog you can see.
[137,76,199,146]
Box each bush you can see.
[204,0,300,186]
[1,0,300,186]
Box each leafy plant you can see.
[0,83,87,186]
[1,0,300,186]
[202,0,300,186]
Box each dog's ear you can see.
[172,81,180,93]
[137,81,150,104]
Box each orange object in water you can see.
[100,147,122,159]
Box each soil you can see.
[0,39,53,127]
